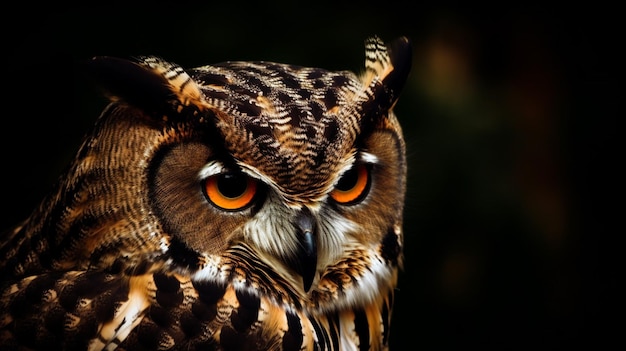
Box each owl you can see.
[0,35,411,350]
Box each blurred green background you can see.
[1,2,619,349]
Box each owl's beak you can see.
[294,208,318,292]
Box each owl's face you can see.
[83,47,409,309]
[153,90,406,287]
[1,37,410,349]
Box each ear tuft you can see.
[86,56,207,118]
[362,35,412,105]
[384,36,412,104]
[355,36,412,135]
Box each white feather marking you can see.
[317,211,356,262]
[359,151,379,164]
[92,276,151,351]
[192,254,225,282]
[243,201,297,255]
[339,312,359,351]
[315,245,396,315]
[159,236,170,254]
[344,248,395,309]
[197,160,225,180]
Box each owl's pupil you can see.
[336,168,358,191]
[217,173,248,198]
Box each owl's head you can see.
[20,36,410,311]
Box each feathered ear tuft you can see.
[86,56,207,119]
[355,36,412,134]
[361,36,412,107]
[383,36,412,105]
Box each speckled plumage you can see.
[0,36,411,350]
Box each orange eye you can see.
[329,164,370,205]
[204,172,258,211]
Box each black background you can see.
[1,2,620,349]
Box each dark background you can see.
[1,2,619,349]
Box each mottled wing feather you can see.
[1,268,393,350]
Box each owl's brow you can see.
[335,151,378,180]
[359,151,379,165]
[197,160,270,185]
[197,160,226,179]
[236,163,278,188]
